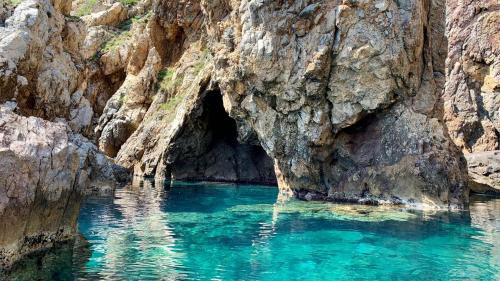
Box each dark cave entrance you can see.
[169,90,277,185]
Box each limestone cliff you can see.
[108,0,467,209]
[2,0,500,269]
[201,0,468,208]
[443,0,500,194]
[76,0,472,208]
[3,0,500,267]
[444,0,499,153]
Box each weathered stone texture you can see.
[0,0,92,134]
[201,0,468,208]
[444,0,500,153]
[0,108,121,268]
[466,151,500,194]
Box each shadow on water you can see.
[2,178,499,280]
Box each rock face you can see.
[81,2,127,27]
[0,108,122,268]
[442,0,499,194]
[106,0,472,208]
[2,0,497,266]
[196,0,467,208]
[0,0,137,267]
[113,42,277,185]
[466,151,500,194]
[0,0,92,134]
[444,0,500,153]
[0,110,80,268]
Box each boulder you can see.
[466,151,500,195]
[81,2,128,27]
[0,108,127,268]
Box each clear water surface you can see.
[4,181,500,280]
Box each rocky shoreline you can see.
[0,0,499,268]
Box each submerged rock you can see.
[0,109,125,268]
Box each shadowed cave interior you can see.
[169,90,277,185]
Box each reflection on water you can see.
[76,178,187,280]
[1,180,499,280]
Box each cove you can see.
[2,181,499,280]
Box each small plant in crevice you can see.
[117,0,139,6]
[100,13,150,54]
[158,91,186,123]
[192,48,211,75]
[157,68,183,92]
[9,0,22,7]
[159,94,183,112]
[65,15,82,22]
[101,30,131,53]
[75,0,99,17]
[118,92,128,105]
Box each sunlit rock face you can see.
[0,111,81,268]
[113,47,277,185]
[0,109,122,268]
[442,0,500,194]
[111,0,471,208]
[83,0,472,207]
[108,0,277,185]
[443,0,500,154]
[0,0,92,133]
[197,0,468,209]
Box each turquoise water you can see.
[5,181,500,280]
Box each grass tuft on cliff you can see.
[9,0,22,6]
[156,68,186,122]
[159,94,183,112]
[100,13,151,54]
[75,0,99,16]
[101,30,131,53]
[157,68,183,92]
[118,0,139,6]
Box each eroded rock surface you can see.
[2,5,491,270]
[0,108,122,268]
[0,0,92,134]
[197,0,467,208]
[466,151,500,195]
[441,0,500,194]
[105,0,473,208]
[444,0,500,153]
